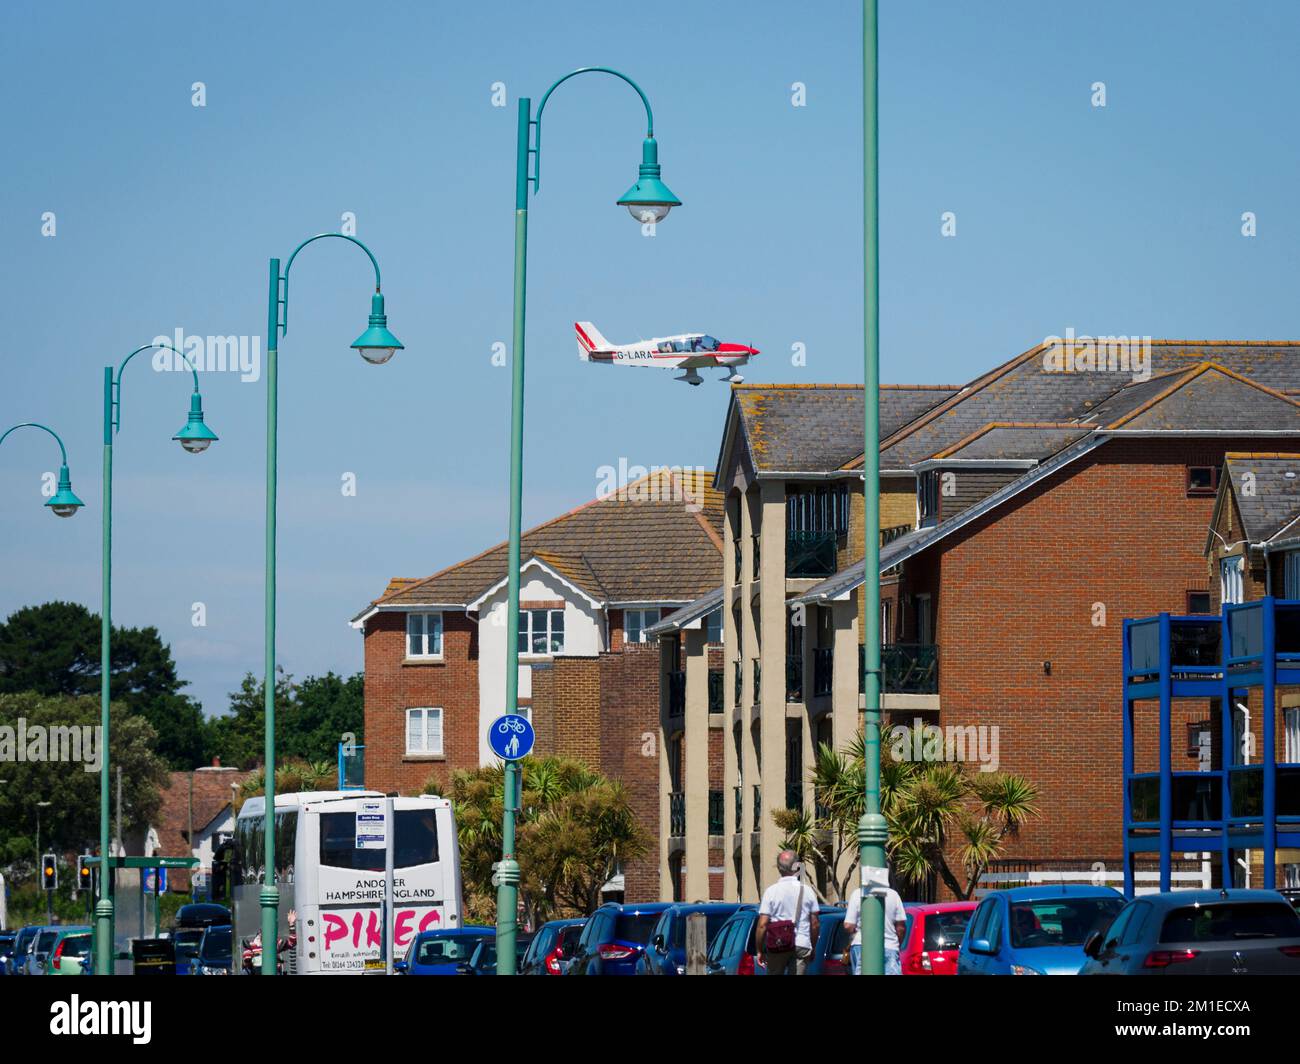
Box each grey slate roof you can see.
[933,423,1091,462]
[644,585,724,636]
[726,384,959,475]
[1223,454,1300,542]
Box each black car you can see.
[1080,888,1300,975]
[190,925,233,975]
[173,903,230,975]
[520,919,585,975]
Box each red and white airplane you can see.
[575,322,758,386]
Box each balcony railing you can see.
[734,785,742,834]
[861,643,939,695]
[813,647,833,697]
[708,789,724,836]
[786,529,838,578]
[753,659,761,703]
[752,785,762,832]
[786,654,803,701]
[669,791,686,837]
[733,539,742,582]
[752,534,761,578]
[708,669,724,715]
[734,660,743,706]
[880,523,912,548]
[668,670,686,717]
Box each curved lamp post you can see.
[0,423,86,517]
[95,344,218,975]
[260,233,402,974]
[495,69,680,975]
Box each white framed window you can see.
[405,707,443,756]
[519,608,565,655]
[1286,707,1300,764]
[705,608,723,644]
[1220,556,1245,606]
[406,612,444,658]
[624,608,661,644]
[1285,551,1300,600]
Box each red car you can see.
[900,901,977,975]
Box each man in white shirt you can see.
[843,883,907,975]
[755,850,820,975]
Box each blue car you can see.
[568,902,674,975]
[958,885,1125,976]
[639,903,742,975]
[394,926,494,975]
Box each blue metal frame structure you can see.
[1122,597,1300,896]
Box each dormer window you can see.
[918,470,941,524]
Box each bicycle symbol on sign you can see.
[497,718,527,735]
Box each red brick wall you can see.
[363,610,480,796]
[919,436,1265,879]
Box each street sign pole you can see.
[385,796,395,977]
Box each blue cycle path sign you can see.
[489,713,535,761]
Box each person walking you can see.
[842,880,907,975]
[755,850,819,975]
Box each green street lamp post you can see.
[496,69,680,975]
[857,0,888,976]
[95,343,218,975]
[261,233,402,974]
[0,422,86,517]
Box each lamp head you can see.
[617,137,681,224]
[46,464,84,518]
[173,392,219,454]
[351,292,404,365]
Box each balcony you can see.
[734,660,742,707]
[708,790,724,836]
[861,643,939,695]
[786,529,838,578]
[667,670,686,718]
[708,669,724,715]
[786,654,803,701]
[752,534,761,579]
[752,785,762,832]
[753,659,761,704]
[669,791,686,837]
[733,785,742,834]
[786,782,804,812]
[733,539,742,583]
[813,647,833,698]
[880,523,912,548]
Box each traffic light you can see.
[77,855,93,894]
[41,853,57,891]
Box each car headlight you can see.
[675,965,686,975]
[1010,964,1043,976]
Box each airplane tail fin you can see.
[575,322,613,361]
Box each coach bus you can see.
[218,790,464,974]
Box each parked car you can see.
[457,933,534,975]
[393,926,494,975]
[1080,888,1300,975]
[568,902,674,975]
[25,926,62,976]
[45,928,93,976]
[705,906,765,975]
[520,918,585,975]
[1280,887,1300,912]
[0,931,16,975]
[639,903,742,975]
[806,906,850,975]
[957,885,1125,975]
[900,901,977,975]
[191,924,233,975]
[10,925,44,975]
[173,903,231,976]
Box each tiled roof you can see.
[931,422,1092,461]
[152,766,252,883]
[1222,453,1300,543]
[880,342,1300,468]
[371,467,724,609]
[1098,364,1300,431]
[726,383,960,475]
[644,585,723,635]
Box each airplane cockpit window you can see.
[658,342,674,353]
[696,335,720,351]
[673,340,692,353]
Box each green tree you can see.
[0,601,208,770]
[774,731,1039,902]
[207,669,362,770]
[0,691,170,878]
[425,756,647,926]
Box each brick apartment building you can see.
[656,342,1300,902]
[352,468,723,900]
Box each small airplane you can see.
[575,322,758,385]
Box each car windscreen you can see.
[416,934,489,964]
[614,912,662,945]
[669,912,733,948]
[924,910,972,950]
[173,928,206,957]
[1159,902,1300,943]
[199,928,232,963]
[1008,898,1125,949]
[318,808,438,871]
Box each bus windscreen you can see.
[318,809,439,871]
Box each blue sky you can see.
[2,0,1298,720]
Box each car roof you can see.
[608,902,675,915]
[906,901,979,914]
[416,925,493,937]
[1138,888,1294,908]
[988,885,1124,900]
[663,902,742,915]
